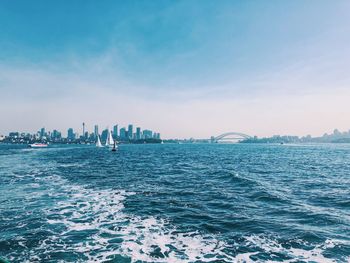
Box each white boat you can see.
[29,143,48,148]
[105,131,115,147]
[96,135,103,147]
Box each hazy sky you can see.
[1,0,350,138]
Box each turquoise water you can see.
[0,143,349,262]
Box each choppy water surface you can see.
[0,143,350,262]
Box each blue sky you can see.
[1,1,350,138]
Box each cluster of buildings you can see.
[1,123,161,144]
[98,124,161,142]
[241,129,350,144]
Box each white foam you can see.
[240,235,348,263]
[16,173,347,263]
[234,252,258,262]
[40,179,235,262]
[117,217,233,262]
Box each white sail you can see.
[111,133,115,145]
[105,132,109,146]
[96,135,102,147]
[106,131,114,147]
[109,131,115,145]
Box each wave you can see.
[3,173,348,262]
[8,175,230,262]
[39,177,234,262]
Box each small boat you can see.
[96,135,103,147]
[29,143,48,148]
[111,141,117,152]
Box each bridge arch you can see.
[211,132,252,143]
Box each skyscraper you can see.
[40,127,45,138]
[94,125,99,137]
[143,130,152,139]
[67,128,74,140]
[128,124,133,139]
[101,129,109,143]
[154,133,161,139]
[82,122,85,137]
[113,125,118,138]
[52,129,61,139]
[136,127,141,140]
[119,127,126,140]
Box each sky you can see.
[0,0,350,139]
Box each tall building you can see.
[119,127,127,140]
[67,128,74,140]
[89,133,95,140]
[52,130,61,139]
[113,125,118,138]
[94,125,99,137]
[82,122,85,137]
[136,127,141,140]
[101,129,109,143]
[40,127,45,138]
[154,133,161,139]
[128,124,133,139]
[143,130,153,139]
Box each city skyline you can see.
[2,122,162,145]
[25,123,160,140]
[1,1,350,138]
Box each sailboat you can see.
[96,135,103,147]
[111,141,117,151]
[105,130,115,147]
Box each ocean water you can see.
[0,143,349,262]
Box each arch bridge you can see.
[211,132,252,143]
